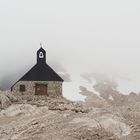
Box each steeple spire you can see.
[37,46,46,64]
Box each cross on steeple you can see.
[40,43,43,48]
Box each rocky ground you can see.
[0,89,140,140]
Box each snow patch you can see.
[63,74,100,101]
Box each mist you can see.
[0,0,140,100]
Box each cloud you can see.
[59,73,72,82]
[1,0,140,99]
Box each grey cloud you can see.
[59,73,72,82]
[81,73,118,90]
[0,0,140,95]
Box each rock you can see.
[0,91,17,109]
[0,93,12,109]
[31,120,39,125]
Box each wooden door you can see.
[35,84,48,95]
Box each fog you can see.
[0,0,140,100]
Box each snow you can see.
[117,78,140,94]
[63,74,100,101]
[63,73,140,101]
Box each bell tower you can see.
[37,45,46,64]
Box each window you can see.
[20,85,26,92]
[39,52,44,58]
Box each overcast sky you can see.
[0,0,140,99]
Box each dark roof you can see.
[37,47,45,52]
[20,47,63,81]
[19,63,64,81]
[11,47,64,88]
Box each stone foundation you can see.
[12,81,63,98]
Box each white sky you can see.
[0,0,140,99]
